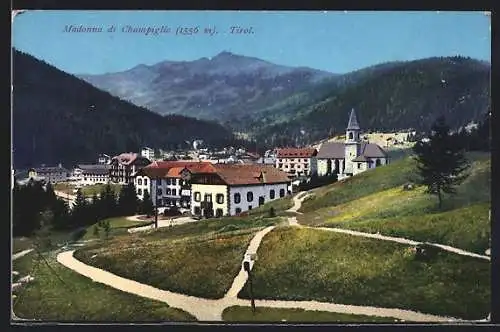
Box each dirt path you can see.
[12,249,34,261]
[54,191,484,322]
[290,192,490,261]
[224,226,276,298]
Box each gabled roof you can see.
[31,166,69,173]
[347,108,360,130]
[359,142,388,158]
[112,153,139,165]
[76,164,110,175]
[207,164,290,186]
[317,142,345,159]
[276,148,317,158]
[137,161,215,179]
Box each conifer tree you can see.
[141,190,154,217]
[413,116,471,209]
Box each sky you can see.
[12,10,491,75]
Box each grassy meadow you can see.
[298,153,490,253]
[74,228,257,299]
[222,306,400,323]
[12,252,195,321]
[238,227,490,320]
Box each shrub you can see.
[268,207,276,218]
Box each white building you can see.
[134,161,213,208]
[188,164,291,217]
[98,154,111,165]
[141,147,155,161]
[275,148,318,178]
[71,164,110,186]
[317,109,389,179]
[28,164,69,184]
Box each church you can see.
[316,109,390,180]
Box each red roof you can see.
[140,161,215,179]
[204,164,290,186]
[276,148,317,158]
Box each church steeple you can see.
[347,108,360,130]
[345,108,361,144]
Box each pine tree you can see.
[413,116,471,209]
[118,182,139,216]
[101,184,117,218]
[71,188,88,227]
[141,190,154,217]
[51,198,70,230]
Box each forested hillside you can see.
[12,50,236,168]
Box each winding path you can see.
[53,191,489,322]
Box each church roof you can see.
[317,142,387,159]
[347,108,360,130]
[317,142,345,159]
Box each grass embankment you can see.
[74,212,286,298]
[13,237,34,254]
[80,217,154,241]
[238,227,490,320]
[299,156,418,213]
[54,183,122,197]
[222,306,400,323]
[247,196,294,216]
[12,252,195,321]
[298,154,490,253]
[75,229,257,299]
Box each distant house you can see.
[98,154,111,165]
[188,164,291,217]
[27,164,69,184]
[109,153,151,184]
[275,147,318,177]
[317,109,389,179]
[71,164,110,186]
[141,147,155,161]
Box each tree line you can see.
[12,181,155,237]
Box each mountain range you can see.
[78,51,337,126]
[78,52,491,144]
[12,49,491,168]
[12,50,235,169]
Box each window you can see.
[349,132,353,139]
[205,194,212,202]
[216,194,224,204]
[194,207,201,215]
[278,163,283,168]
[304,159,307,162]
[144,189,148,195]
[172,189,177,196]
[144,179,148,186]
[235,208,242,215]
[138,178,142,185]
[194,192,201,202]
[234,193,241,204]
[290,163,295,168]
[269,189,275,199]
[376,159,381,166]
[358,163,361,169]
[304,164,308,169]
[167,178,171,185]
[166,188,171,195]
[157,188,162,196]
[279,189,285,198]
[216,209,223,218]
[247,191,253,202]
[248,205,252,210]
